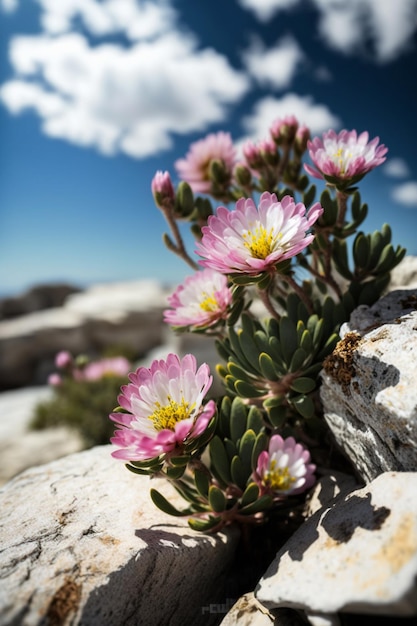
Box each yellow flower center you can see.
[243,224,280,259]
[199,292,219,312]
[150,397,194,431]
[333,147,353,174]
[265,459,296,491]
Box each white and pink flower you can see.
[110,354,216,461]
[305,129,388,185]
[195,191,323,275]
[164,269,232,329]
[254,435,316,496]
[175,132,236,194]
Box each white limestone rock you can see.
[389,255,417,289]
[219,592,306,625]
[320,289,417,482]
[256,472,417,618]
[0,386,83,486]
[0,445,239,626]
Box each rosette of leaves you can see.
[215,298,340,429]
[149,397,273,532]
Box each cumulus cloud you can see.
[238,0,417,62]
[237,0,300,23]
[1,6,249,158]
[242,35,304,89]
[392,182,417,207]
[383,157,411,179]
[237,93,341,148]
[0,0,18,11]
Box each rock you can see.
[0,386,84,486]
[389,255,417,289]
[0,283,81,320]
[219,592,305,625]
[256,472,417,620]
[0,445,239,626]
[0,280,171,390]
[305,470,360,518]
[320,289,417,482]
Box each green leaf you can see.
[235,379,265,398]
[170,455,191,467]
[259,352,278,381]
[291,394,315,419]
[188,516,222,532]
[231,455,247,490]
[239,494,273,515]
[251,431,268,471]
[303,184,316,207]
[290,377,316,394]
[165,465,186,479]
[289,347,308,372]
[194,468,210,499]
[150,489,194,517]
[209,436,232,485]
[280,316,298,365]
[230,397,249,441]
[353,232,370,269]
[247,406,264,433]
[208,485,227,512]
[239,429,256,477]
[240,482,260,507]
[125,464,155,476]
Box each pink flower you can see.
[164,269,232,329]
[48,373,62,386]
[55,350,73,369]
[195,191,323,275]
[82,357,131,381]
[110,354,216,461]
[151,170,175,208]
[304,129,388,186]
[175,132,236,194]
[254,435,316,496]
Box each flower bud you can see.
[48,373,62,386]
[233,162,252,187]
[259,139,280,167]
[243,140,263,170]
[209,158,230,186]
[294,125,311,155]
[151,170,175,209]
[270,116,299,146]
[176,180,195,218]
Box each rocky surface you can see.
[0,386,84,486]
[0,280,171,390]
[0,445,239,626]
[0,283,81,320]
[255,471,417,621]
[321,288,417,482]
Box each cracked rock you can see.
[0,445,239,626]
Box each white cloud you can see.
[0,0,18,11]
[383,158,411,179]
[392,182,417,207]
[242,35,304,90]
[237,0,300,22]
[1,24,249,158]
[235,93,341,154]
[32,0,176,40]
[238,0,417,62]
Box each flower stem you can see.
[162,206,199,271]
[281,273,314,315]
[257,285,281,321]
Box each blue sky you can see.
[1,0,417,296]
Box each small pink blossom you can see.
[164,269,232,329]
[81,357,131,381]
[110,354,216,462]
[151,170,175,208]
[55,350,73,369]
[48,373,62,386]
[175,132,236,194]
[195,191,323,275]
[304,129,388,186]
[254,435,316,496]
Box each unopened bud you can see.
[270,115,299,145]
[151,170,175,209]
[294,125,311,155]
[209,159,230,186]
[176,181,195,218]
[233,162,252,187]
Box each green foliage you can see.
[30,376,126,447]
